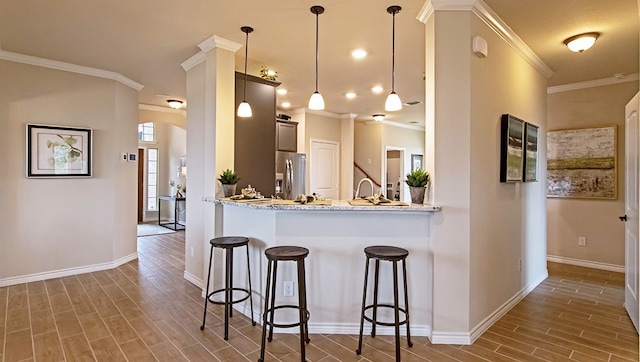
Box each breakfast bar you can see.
[205,197,440,336]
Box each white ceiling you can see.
[0,0,637,126]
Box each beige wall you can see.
[0,60,139,283]
[427,10,548,338]
[547,81,638,267]
[354,121,383,193]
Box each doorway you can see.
[309,139,340,199]
[137,148,145,222]
[385,147,405,201]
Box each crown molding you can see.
[382,120,425,131]
[138,103,186,115]
[0,46,143,90]
[181,35,242,71]
[418,0,553,79]
[306,108,342,119]
[547,73,640,94]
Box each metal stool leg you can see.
[356,256,370,355]
[267,261,278,342]
[402,258,413,347]
[246,244,256,326]
[371,259,380,337]
[297,259,307,362]
[393,260,401,361]
[200,245,214,330]
[258,259,273,362]
[222,248,232,340]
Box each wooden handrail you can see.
[353,162,382,188]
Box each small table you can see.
[158,195,186,230]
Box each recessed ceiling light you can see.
[277,88,288,95]
[371,85,384,94]
[281,102,291,108]
[346,92,356,99]
[351,49,367,59]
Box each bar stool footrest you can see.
[263,305,310,329]
[207,288,252,305]
[363,304,409,327]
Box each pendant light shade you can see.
[385,5,402,112]
[238,26,254,118]
[309,5,325,110]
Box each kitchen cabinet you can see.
[276,121,297,152]
[234,72,280,194]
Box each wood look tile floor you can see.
[1,231,638,361]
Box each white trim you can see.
[547,73,640,94]
[306,108,342,119]
[0,253,138,287]
[431,269,547,345]
[181,35,242,71]
[198,35,242,53]
[0,47,144,91]
[467,270,547,343]
[184,270,204,289]
[547,255,625,273]
[138,103,187,116]
[181,52,206,71]
[382,120,426,131]
[418,0,553,79]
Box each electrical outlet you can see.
[283,281,294,297]
[578,236,586,246]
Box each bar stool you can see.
[356,245,412,361]
[200,236,255,340]
[258,246,310,362]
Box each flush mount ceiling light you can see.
[372,114,385,122]
[237,26,254,118]
[308,5,325,110]
[167,100,183,109]
[563,32,599,53]
[385,5,402,112]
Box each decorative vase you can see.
[409,186,426,204]
[222,184,237,197]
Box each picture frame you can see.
[411,154,423,171]
[547,125,616,199]
[27,124,92,178]
[523,122,539,182]
[500,114,524,182]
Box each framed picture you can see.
[411,154,423,171]
[523,122,539,182]
[500,114,524,182]
[547,125,616,199]
[27,124,92,178]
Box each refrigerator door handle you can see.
[285,159,293,198]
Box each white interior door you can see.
[624,91,639,333]
[309,139,339,200]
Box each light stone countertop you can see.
[203,197,441,212]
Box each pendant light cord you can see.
[315,11,319,92]
[243,31,249,101]
[391,11,396,92]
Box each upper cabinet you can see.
[234,72,280,194]
[276,121,298,152]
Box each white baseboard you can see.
[432,270,548,345]
[0,252,138,287]
[547,255,624,273]
[183,271,204,289]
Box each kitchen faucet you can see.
[354,178,375,199]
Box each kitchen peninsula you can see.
[205,197,441,336]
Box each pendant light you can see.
[385,5,402,112]
[237,26,254,118]
[308,5,325,110]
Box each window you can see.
[147,148,158,211]
[138,122,155,142]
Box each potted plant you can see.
[218,169,239,197]
[405,168,430,204]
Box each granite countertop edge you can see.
[202,197,441,212]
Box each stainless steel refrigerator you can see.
[275,152,306,199]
